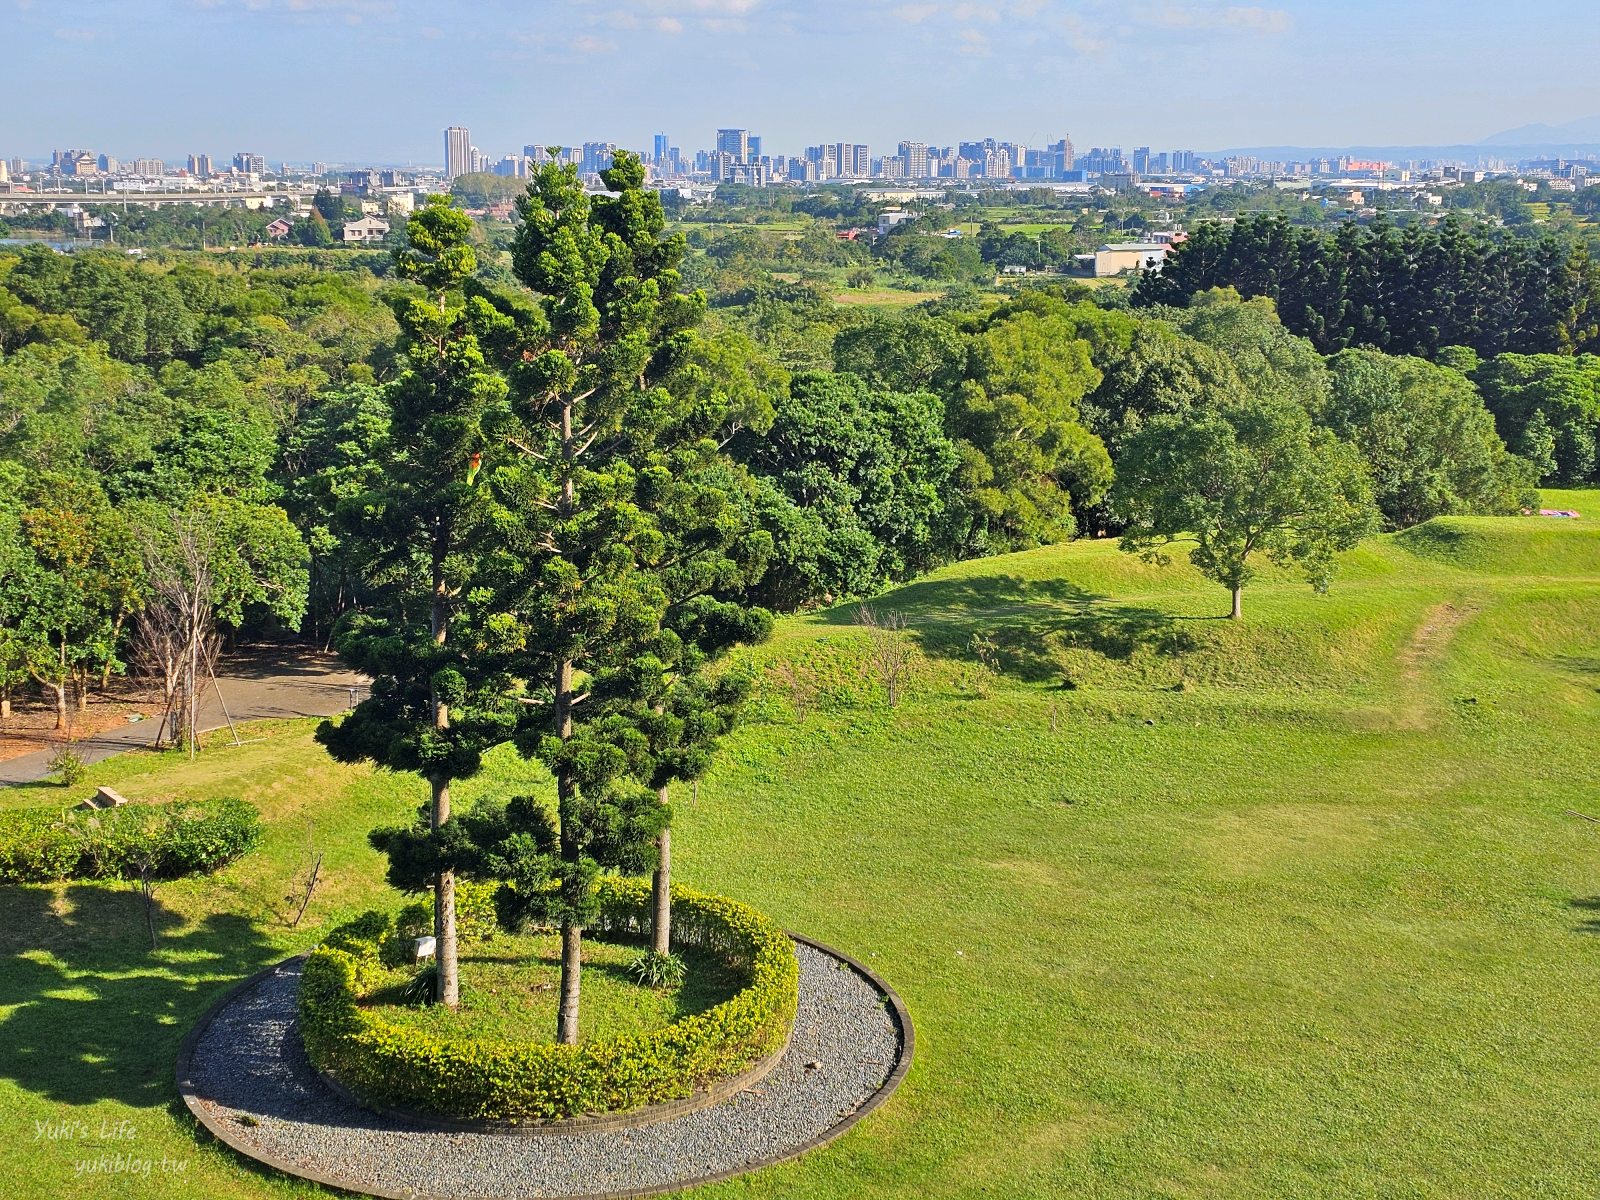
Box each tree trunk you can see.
[557,917,582,1045]
[52,683,68,731]
[651,808,671,956]
[187,604,200,760]
[553,393,584,1046]
[432,777,459,1008]
[554,655,582,1045]
[1230,585,1243,620]
[430,551,460,1010]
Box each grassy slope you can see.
[3,507,1599,1199]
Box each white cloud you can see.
[957,26,989,55]
[950,3,999,23]
[891,2,939,22]
[573,33,619,53]
[1054,12,1108,54]
[1142,4,1291,34]
[595,0,757,33]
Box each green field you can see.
[3,496,1599,1198]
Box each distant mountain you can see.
[1481,116,1600,145]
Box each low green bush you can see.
[0,798,263,884]
[384,880,501,967]
[300,877,799,1121]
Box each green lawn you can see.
[364,931,743,1043]
[3,507,1599,1198]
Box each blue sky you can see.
[6,0,1599,163]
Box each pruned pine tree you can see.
[481,152,770,1043]
[317,197,515,1008]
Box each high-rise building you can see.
[59,150,96,176]
[132,158,165,176]
[0,160,8,184]
[898,141,929,178]
[713,153,767,186]
[1131,147,1151,175]
[716,128,751,164]
[581,142,616,175]
[233,151,266,175]
[444,126,472,180]
[1047,137,1075,176]
[652,132,670,165]
[187,153,213,178]
[834,143,869,177]
[1080,146,1126,175]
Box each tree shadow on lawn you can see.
[1570,897,1600,935]
[0,883,278,1109]
[820,572,1214,684]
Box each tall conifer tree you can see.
[480,152,770,1043]
[318,198,515,1007]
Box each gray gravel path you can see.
[183,941,904,1199]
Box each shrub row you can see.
[0,798,263,884]
[299,876,799,1121]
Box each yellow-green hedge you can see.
[299,877,798,1121]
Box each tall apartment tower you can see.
[834,143,869,177]
[716,128,751,164]
[898,141,929,179]
[652,132,670,165]
[444,126,472,180]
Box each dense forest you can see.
[3,182,1597,730]
[1138,212,1600,357]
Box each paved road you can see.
[0,651,368,786]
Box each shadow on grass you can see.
[0,883,278,1108]
[822,572,1212,684]
[1571,897,1600,935]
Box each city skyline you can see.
[5,0,1600,162]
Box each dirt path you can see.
[0,648,367,787]
[1395,601,1475,729]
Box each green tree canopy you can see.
[1324,349,1537,526]
[1112,391,1378,619]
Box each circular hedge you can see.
[298,877,799,1122]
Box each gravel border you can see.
[177,935,913,1200]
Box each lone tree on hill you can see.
[318,196,516,1008]
[1111,392,1378,619]
[478,151,771,1043]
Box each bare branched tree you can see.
[857,605,916,708]
[769,659,819,720]
[131,511,221,756]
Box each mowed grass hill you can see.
[4,495,1599,1200]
